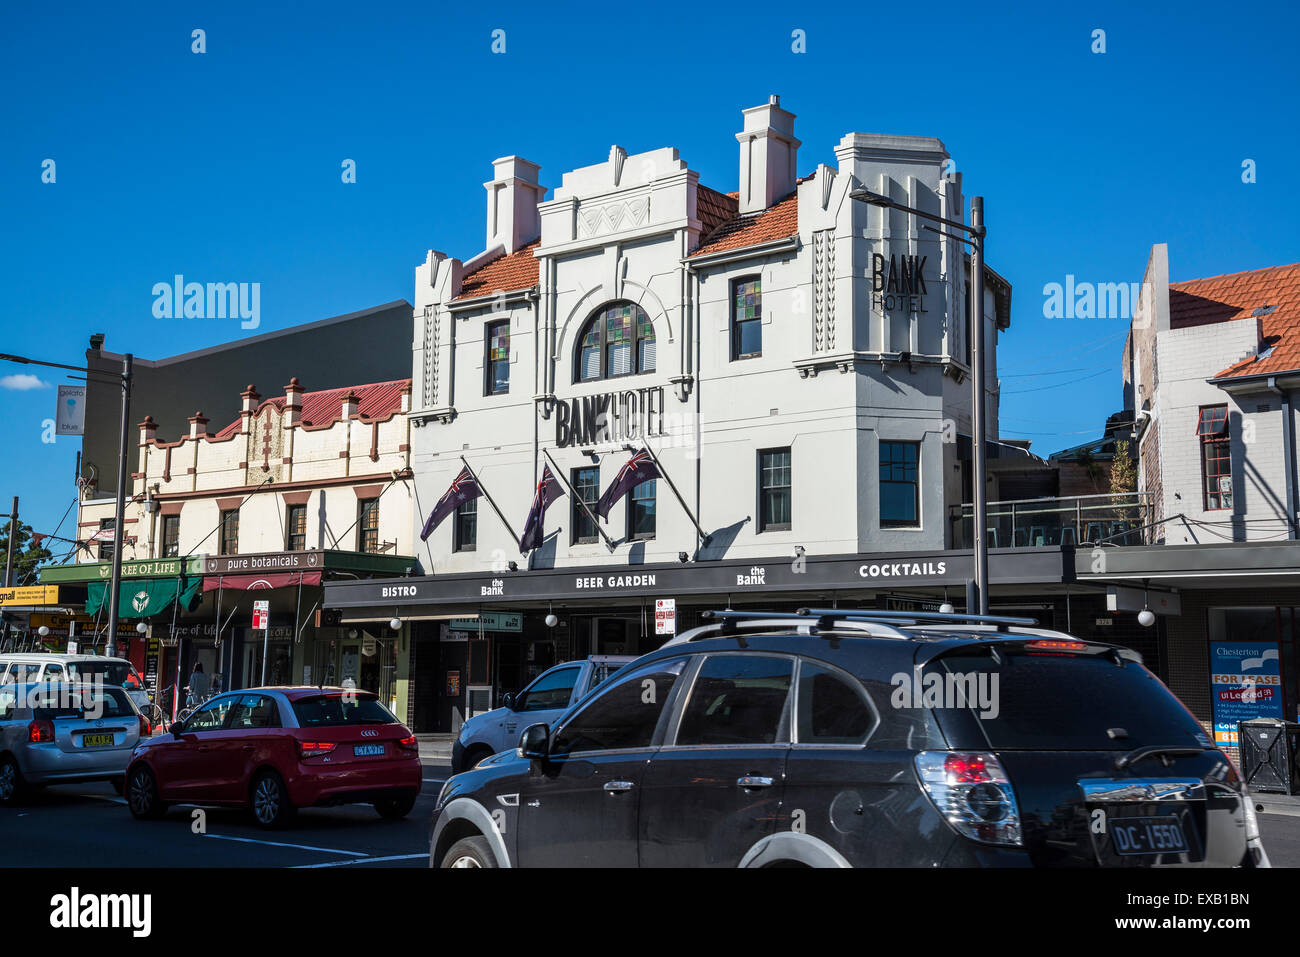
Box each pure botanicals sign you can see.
[1209,641,1284,747]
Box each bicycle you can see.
[175,687,216,725]
[143,685,176,733]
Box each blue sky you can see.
[2,0,1297,553]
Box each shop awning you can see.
[202,571,322,592]
[86,576,203,619]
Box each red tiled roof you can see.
[691,190,799,258]
[1171,264,1300,380]
[696,185,740,243]
[213,378,411,437]
[454,242,540,301]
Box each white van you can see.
[0,654,150,713]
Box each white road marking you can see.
[1258,805,1300,818]
[201,834,368,856]
[75,793,128,806]
[290,853,427,868]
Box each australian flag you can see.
[420,466,481,541]
[596,449,662,520]
[519,466,564,552]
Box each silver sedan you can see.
[0,682,147,804]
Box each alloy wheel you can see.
[448,855,481,868]
[254,777,281,824]
[128,770,154,815]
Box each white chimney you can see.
[736,95,800,214]
[484,156,545,254]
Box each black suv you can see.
[428,609,1270,868]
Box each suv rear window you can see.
[926,648,1207,751]
[291,694,397,728]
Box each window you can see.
[230,695,280,729]
[98,518,116,561]
[796,661,874,744]
[184,695,237,733]
[291,694,397,727]
[758,448,791,532]
[551,658,686,756]
[453,498,477,552]
[676,655,793,746]
[286,504,307,551]
[43,663,65,684]
[627,480,656,541]
[485,320,510,395]
[572,467,599,544]
[879,441,921,528]
[1198,405,1231,510]
[516,666,581,712]
[357,498,380,553]
[576,302,655,382]
[219,510,238,555]
[732,277,762,359]
[162,514,180,558]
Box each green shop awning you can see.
[86,576,202,619]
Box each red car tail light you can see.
[397,734,418,752]
[915,751,1023,847]
[28,720,54,743]
[1023,639,1090,653]
[299,741,338,759]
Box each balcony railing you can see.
[949,491,1154,549]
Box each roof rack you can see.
[796,607,1038,631]
[662,611,912,645]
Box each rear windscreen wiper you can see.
[1114,745,1207,771]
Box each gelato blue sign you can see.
[1210,641,1284,747]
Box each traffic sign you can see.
[654,598,676,635]
[252,600,270,630]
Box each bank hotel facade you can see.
[327,97,1021,731]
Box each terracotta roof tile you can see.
[691,190,799,258]
[454,241,541,301]
[1169,264,1300,379]
[696,185,739,242]
[213,378,410,437]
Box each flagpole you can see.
[542,449,616,549]
[637,442,711,547]
[458,456,523,549]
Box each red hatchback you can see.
[125,687,421,828]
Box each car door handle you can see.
[603,781,635,793]
[737,776,774,789]
[241,745,254,752]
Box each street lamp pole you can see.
[0,349,135,650]
[848,188,990,614]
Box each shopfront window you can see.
[758,448,791,532]
[628,480,656,540]
[880,440,920,528]
[454,498,477,551]
[219,510,239,555]
[572,467,599,544]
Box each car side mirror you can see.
[517,723,549,760]
[502,692,515,711]
[172,724,184,739]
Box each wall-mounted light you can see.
[677,552,689,563]
[545,601,557,628]
[37,626,49,638]
[136,622,148,634]
[939,603,955,615]
[389,617,402,631]
[508,561,518,572]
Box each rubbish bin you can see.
[1238,718,1300,794]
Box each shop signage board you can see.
[1210,641,1284,747]
[203,551,323,575]
[40,555,205,584]
[55,384,86,436]
[448,612,523,633]
[654,598,676,635]
[0,585,60,606]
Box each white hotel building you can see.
[325,97,1028,730]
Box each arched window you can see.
[576,302,656,382]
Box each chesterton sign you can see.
[553,386,666,448]
[204,550,323,575]
[872,253,929,315]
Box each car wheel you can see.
[0,755,25,807]
[250,770,296,829]
[109,776,125,796]
[126,764,167,820]
[374,793,417,820]
[441,835,497,868]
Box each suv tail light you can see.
[28,720,54,743]
[1024,639,1090,653]
[397,734,418,752]
[915,751,1023,847]
[299,741,338,759]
